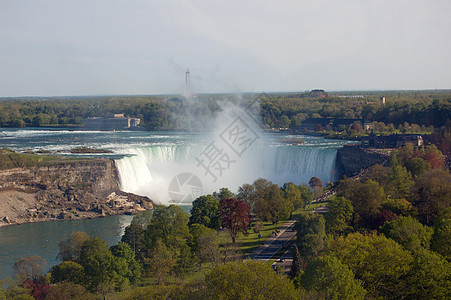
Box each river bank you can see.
[0,155,154,227]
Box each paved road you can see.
[249,220,297,261]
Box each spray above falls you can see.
[115,142,340,204]
[114,95,347,204]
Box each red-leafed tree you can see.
[220,198,251,243]
[22,279,50,300]
[423,151,444,169]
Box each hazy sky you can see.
[1,0,450,97]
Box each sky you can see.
[0,0,450,97]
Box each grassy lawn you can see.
[235,221,285,255]
[0,149,60,169]
[291,207,304,218]
[304,201,329,211]
[236,203,330,255]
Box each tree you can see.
[220,198,251,243]
[404,248,451,299]
[373,209,398,228]
[385,164,413,199]
[189,195,221,230]
[361,164,391,186]
[110,242,142,285]
[236,183,255,209]
[381,198,413,216]
[218,232,241,264]
[204,260,302,299]
[79,237,129,294]
[289,245,302,279]
[406,157,430,178]
[13,255,47,282]
[22,279,50,300]
[299,184,314,206]
[130,210,153,229]
[281,182,303,212]
[145,239,175,285]
[121,222,145,258]
[393,142,415,165]
[2,284,34,300]
[295,212,326,260]
[301,255,366,300]
[338,179,385,229]
[144,205,191,252]
[121,211,153,259]
[237,178,289,222]
[253,219,263,234]
[411,169,451,225]
[172,244,196,281]
[422,145,445,169]
[57,231,90,263]
[279,115,291,128]
[45,282,90,300]
[431,208,451,260]
[325,196,354,237]
[326,232,413,299]
[50,261,85,285]
[380,216,433,251]
[309,176,323,197]
[350,122,362,133]
[213,187,235,201]
[189,224,220,268]
[265,183,291,221]
[237,178,281,222]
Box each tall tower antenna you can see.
[185,69,191,98]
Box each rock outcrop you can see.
[336,145,387,178]
[0,158,154,226]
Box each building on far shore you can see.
[361,132,424,148]
[83,114,141,131]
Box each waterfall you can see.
[115,143,339,204]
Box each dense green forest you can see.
[1,143,449,299]
[0,90,449,131]
[1,90,449,299]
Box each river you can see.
[0,127,353,279]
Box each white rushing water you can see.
[115,143,339,204]
[0,126,348,205]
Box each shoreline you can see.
[0,208,140,228]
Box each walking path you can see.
[249,220,297,261]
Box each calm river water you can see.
[0,215,133,279]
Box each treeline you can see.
[0,180,316,299]
[260,91,450,129]
[1,143,449,299]
[291,143,450,299]
[0,90,449,131]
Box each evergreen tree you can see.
[289,245,302,279]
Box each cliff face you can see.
[0,159,154,226]
[336,146,387,178]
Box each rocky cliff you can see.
[0,158,154,226]
[336,146,387,178]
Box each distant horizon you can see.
[1,88,451,100]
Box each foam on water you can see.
[0,127,353,204]
[114,141,342,204]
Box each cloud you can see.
[0,0,450,96]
